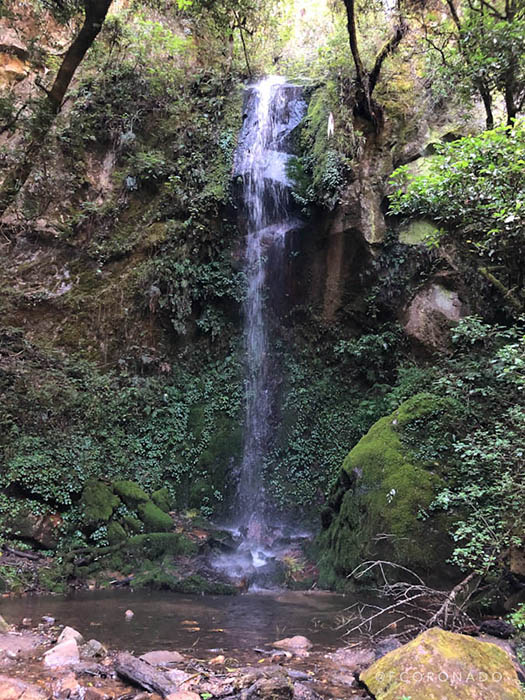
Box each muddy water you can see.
[1,590,355,654]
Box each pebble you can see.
[124,609,134,620]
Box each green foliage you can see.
[151,487,171,512]
[389,123,525,313]
[509,603,525,632]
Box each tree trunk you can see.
[0,0,113,219]
[341,0,374,124]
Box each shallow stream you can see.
[1,590,357,655]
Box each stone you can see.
[479,620,515,639]
[164,694,200,700]
[403,282,466,353]
[124,610,134,620]
[245,675,293,698]
[58,627,84,645]
[399,218,439,245]
[0,674,48,700]
[83,688,113,700]
[41,617,55,626]
[318,393,455,584]
[139,650,185,666]
[165,670,192,686]
[327,646,375,671]
[43,638,80,667]
[271,636,312,652]
[292,683,323,699]
[81,639,106,659]
[0,617,10,633]
[360,627,523,700]
[52,672,80,700]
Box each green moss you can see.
[113,480,150,507]
[127,532,197,558]
[107,521,127,544]
[168,574,237,595]
[138,501,173,532]
[318,393,454,585]
[81,480,120,526]
[37,565,67,594]
[151,487,171,513]
[123,515,143,533]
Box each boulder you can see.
[327,646,375,671]
[403,282,467,353]
[7,512,62,549]
[58,626,84,645]
[0,674,48,700]
[318,393,455,585]
[81,639,106,659]
[43,638,80,667]
[360,627,523,700]
[139,650,185,665]
[81,481,120,526]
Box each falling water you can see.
[234,77,307,544]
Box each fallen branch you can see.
[115,652,178,697]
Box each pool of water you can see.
[1,590,353,654]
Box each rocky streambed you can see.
[0,610,523,700]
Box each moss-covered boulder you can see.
[318,394,455,587]
[151,487,172,513]
[138,501,173,532]
[360,627,522,700]
[107,521,127,545]
[127,532,197,558]
[81,480,120,526]
[123,515,143,533]
[113,480,149,507]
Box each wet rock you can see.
[125,610,134,620]
[165,670,192,686]
[292,683,323,700]
[43,638,80,667]
[328,646,375,671]
[81,639,107,659]
[374,637,403,659]
[245,675,293,699]
[139,651,185,666]
[41,617,55,626]
[479,620,515,639]
[272,636,312,653]
[360,627,523,700]
[0,674,49,700]
[58,627,84,646]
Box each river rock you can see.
[272,636,312,652]
[0,674,48,700]
[164,693,200,700]
[327,646,375,671]
[51,672,81,700]
[245,675,293,698]
[81,639,107,659]
[360,627,523,700]
[139,650,185,665]
[58,626,84,645]
[165,670,192,686]
[43,638,80,667]
[292,683,323,700]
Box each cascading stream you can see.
[233,76,306,548]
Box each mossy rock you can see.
[151,487,172,513]
[37,565,67,594]
[169,574,237,595]
[123,515,143,533]
[361,627,522,700]
[138,501,173,532]
[113,480,149,507]
[81,480,120,526]
[318,393,455,586]
[107,521,127,545]
[127,532,197,559]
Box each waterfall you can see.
[234,77,307,544]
